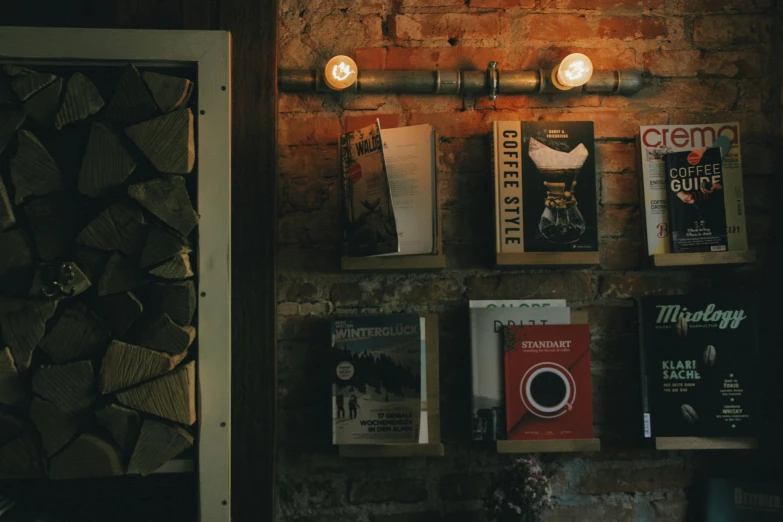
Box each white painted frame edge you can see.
[0,26,233,522]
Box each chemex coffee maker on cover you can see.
[528,138,589,244]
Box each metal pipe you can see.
[279,65,645,96]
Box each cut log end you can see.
[129,419,193,476]
[97,292,143,338]
[29,398,80,457]
[29,261,92,299]
[135,312,196,354]
[49,434,124,480]
[32,360,95,415]
[125,108,195,174]
[99,340,183,394]
[118,361,196,426]
[149,253,193,280]
[104,64,160,124]
[0,430,46,479]
[142,71,194,114]
[0,298,58,372]
[77,199,147,256]
[98,253,143,297]
[0,347,24,406]
[128,176,199,237]
[10,129,64,204]
[55,73,105,130]
[39,304,109,363]
[95,404,140,454]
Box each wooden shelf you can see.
[127,458,195,475]
[655,437,758,450]
[497,438,600,453]
[653,250,755,267]
[339,443,445,458]
[341,254,446,271]
[496,251,599,267]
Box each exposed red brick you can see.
[386,47,510,70]
[682,0,771,12]
[467,272,595,301]
[701,51,766,78]
[536,111,667,139]
[598,16,668,40]
[602,174,639,205]
[526,14,593,41]
[475,93,601,110]
[672,110,772,135]
[279,93,327,113]
[439,138,489,174]
[652,500,689,521]
[354,47,386,70]
[341,94,393,111]
[408,111,488,138]
[643,50,701,77]
[580,464,694,493]
[393,13,510,41]
[278,146,339,179]
[399,95,464,112]
[599,238,643,270]
[693,15,770,44]
[543,503,636,522]
[470,0,536,8]
[742,143,773,176]
[603,81,738,110]
[545,0,664,7]
[596,143,637,173]
[279,113,343,146]
[534,47,637,70]
[599,272,710,299]
[599,206,641,238]
[343,113,401,132]
[362,16,384,41]
[401,0,463,5]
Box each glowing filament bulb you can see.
[556,53,593,88]
[325,55,358,90]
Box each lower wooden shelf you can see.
[497,438,601,454]
[653,250,756,267]
[127,458,195,475]
[339,443,445,458]
[341,254,446,271]
[496,251,599,267]
[655,437,758,450]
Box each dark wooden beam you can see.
[217,0,278,520]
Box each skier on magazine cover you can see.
[335,393,345,419]
[349,394,360,419]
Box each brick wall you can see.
[276,1,779,521]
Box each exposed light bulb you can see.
[325,55,358,90]
[556,53,593,88]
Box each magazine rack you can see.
[496,251,599,267]
[495,310,601,454]
[652,251,756,267]
[655,437,758,450]
[339,313,445,458]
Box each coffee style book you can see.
[637,123,748,255]
[503,324,593,441]
[340,119,399,257]
[332,314,426,445]
[493,121,597,255]
[638,295,758,438]
[664,147,728,253]
[705,478,783,521]
[470,302,570,441]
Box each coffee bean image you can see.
[703,345,716,366]
[676,315,688,337]
[681,404,699,424]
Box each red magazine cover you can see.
[504,324,593,440]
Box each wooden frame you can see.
[653,251,756,267]
[655,437,758,450]
[0,27,232,522]
[339,313,444,458]
[497,251,599,267]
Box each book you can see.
[638,123,747,255]
[638,295,758,438]
[705,478,783,521]
[664,147,728,253]
[470,303,571,441]
[493,121,597,254]
[504,324,593,441]
[340,119,399,257]
[378,124,438,256]
[332,314,423,444]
